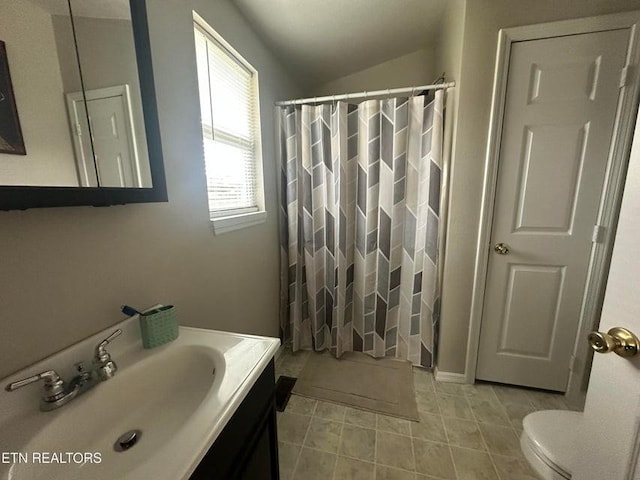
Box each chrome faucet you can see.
[4,329,122,411]
[93,328,121,380]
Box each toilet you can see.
[520,410,582,479]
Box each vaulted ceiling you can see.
[233,0,447,90]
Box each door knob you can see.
[494,243,510,255]
[588,327,639,357]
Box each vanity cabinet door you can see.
[238,408,279,480]
[190,360,279,480]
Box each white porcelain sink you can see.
[0,319,279,480]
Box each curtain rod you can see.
[275,81,455,106]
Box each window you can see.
[193,14,265,233]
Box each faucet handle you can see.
[98,328,122,348]
[95,329,122,362]
[5,370,66,401]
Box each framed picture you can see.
[0,40,25,155]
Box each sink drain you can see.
[114,429,142,452]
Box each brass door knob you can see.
[494,243,510,255]
[588,327,639,357]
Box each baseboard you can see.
[434,368,469,384]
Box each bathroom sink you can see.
[11,345,219,480]
[0,322,279,480]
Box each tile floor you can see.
[275,349,574,480]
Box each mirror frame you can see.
[0,0,167,211]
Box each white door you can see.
[66,95,97,187]
[66,85,141,188]
[476,30,629,391]
[87,95,139,188]
[572,108,640,480]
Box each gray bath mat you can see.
[292,351,419,421]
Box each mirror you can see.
[0,0,166,209]
[70,0,151,188]
[0,0,86,186]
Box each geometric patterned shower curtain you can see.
[278,91,444,368]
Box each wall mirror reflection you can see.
[0,0,152,188]
[69,0,151,188]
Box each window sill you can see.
[211,210,267,235]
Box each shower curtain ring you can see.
[386,88,390,98]
[364,90,368,99]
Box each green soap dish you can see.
[139,305,179,349]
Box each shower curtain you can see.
[278,91,445,368]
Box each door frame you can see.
[465,11,640,404]
[66,84,143,188]
[66,90,96,187]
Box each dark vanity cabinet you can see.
[190,360,280,480]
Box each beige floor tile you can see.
[293,447,336,480]
[492,385,534,406]
[277,353,559,480]
[378,414,412,436]
[434,381,468,396]
[502,402,536,429]
[281,350,310,364]
[277,364,302,377]
[462,383,499,402]
[410,412,447,443]
[278,412,312,445]
[479,423,523,457]
[412,438,456,479]
[468,396,510,426]
[304,417,342,453]
[339,424,376,462]
[450,446,499,480]
[278,352,310,377]
[287,395,317,416]
[375,465,415,480]
[315,400,346,422]
[376,465,444,480]
[279,442,301,480]
[416,390,441,415]
[344,406,377,429]
[526,390,568,410]
[443,417,486,451]
[333,456,375,480]
[377,431,415,470]
[491,454,538,480]
[436,392,475,420]
[413,369,435,393]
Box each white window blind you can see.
[194,24,261,218]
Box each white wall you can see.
[311,47,437,97]
[0,0,301,379]
[435,0,466,166]
[434,1,466,348]
[438,0,640,375]
[0,2,78,186]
